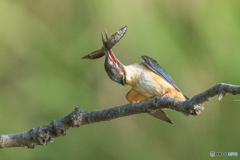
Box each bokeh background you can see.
[1,0,240,159]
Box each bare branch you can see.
[0,83,239,149]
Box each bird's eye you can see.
[112,64,116,69]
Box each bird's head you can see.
[102,32,126,86]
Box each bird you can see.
[101,31,188,124]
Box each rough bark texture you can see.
[0,83,239,149]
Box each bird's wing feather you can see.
[126,88,149,103]
[141,55,181,92]
[126,89,173,124]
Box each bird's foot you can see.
[161,93,170,98]
[132,101,140,104]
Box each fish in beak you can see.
[82,26,128,59]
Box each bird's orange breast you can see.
[125,63,186,100]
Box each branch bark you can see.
[0,83,239,149]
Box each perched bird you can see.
[101,32,188,124]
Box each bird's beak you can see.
[102,31,117,64]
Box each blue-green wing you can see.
[141,55,181,92]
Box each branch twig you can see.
[0,83,239,149]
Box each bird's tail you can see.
[149,110,174,124]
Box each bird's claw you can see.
[161,92,170,98]
[132,101,140,104]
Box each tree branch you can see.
[0,83,239,149]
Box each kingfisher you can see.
[101,31,188,124]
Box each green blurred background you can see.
[1,0,240,159]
